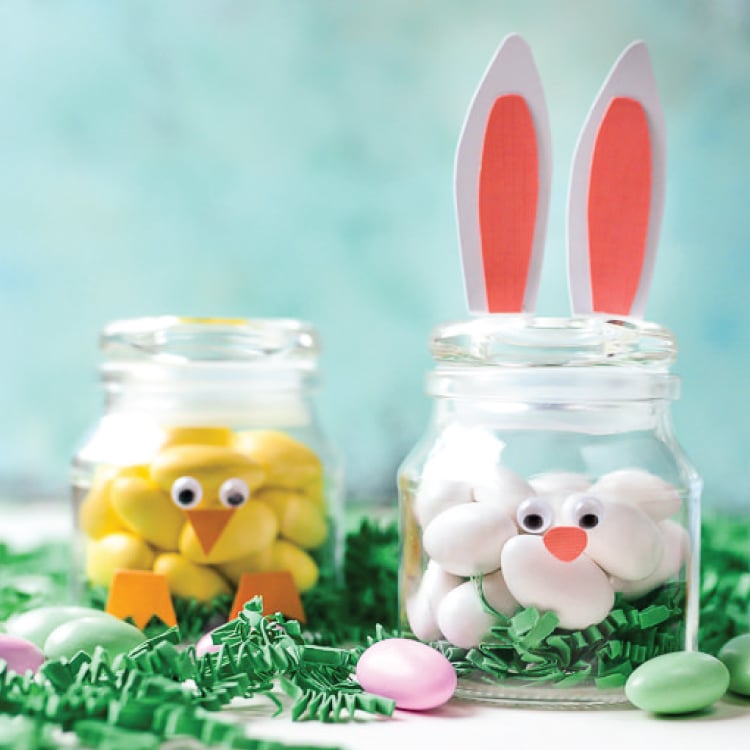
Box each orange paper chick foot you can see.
[231,571,306,623]
[106,569,177,630]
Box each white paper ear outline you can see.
[566,41,666,318]
[455,33,552,315]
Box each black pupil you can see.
[524,513,544,531]
[579,513,599,529]
[226,492,244,506]
[177,488,195,506]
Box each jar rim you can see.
[100,316,320,366]
[430,315,677,370]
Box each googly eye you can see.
[219,478,250,508]
[171,476,203,509]
[573,495,604,530]
[515,497,553,534]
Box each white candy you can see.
[436,571,517,648]
[473,466,535,512]
[405,561,462,642]
[530,472,592,501]
[501,535,614,630]
[561,495,665,581]
[590,468,681,521]
[613,520,688,598]
[423,502,516,577]
[413,478,473,528]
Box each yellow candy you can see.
[160,426,234,450]
[256,488,327,550]
[78,468,126,540]
[218,540,319,592]
[216,545,274,585]
[178,501,278,564]
[301,475,326,510]
[150,444,265,500]
[234,430,322,489]
[110,476,185,551]
[86,532,155,587]
[153,553,231,601]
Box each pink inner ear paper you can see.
[478,94,538,313]
[588,97,652,316]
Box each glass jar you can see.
[72,316,342,637]
[398,316,701,706]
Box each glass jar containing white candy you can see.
[398,316,701,706]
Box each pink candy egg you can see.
[356,638,457,710]
[0,633,45,675]
[195,630,221,657]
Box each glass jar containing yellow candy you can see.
[72,317,342,636]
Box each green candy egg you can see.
[625,651,729,714]
[43,616,146,660]
[6,607,113,649]
[718,634,750,696]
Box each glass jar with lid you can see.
[72,316,342,636]
[398,315,701,706]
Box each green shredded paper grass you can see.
[0,514,748,748]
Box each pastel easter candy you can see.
[44,615,146,660]
[356,639,457,710]
[218,540,319,592]
[5,606,113,649]
[436,571,517,648]
[405,561,462,642]
[150,444,266,498]
[153,553,231,602]
[195,629,222,657]
[0,634,44,675]
[718,634,750,696]
[78,467,127,539]
[501,534,614,630]
[413,477,472,529]
[161,426,234,449]
[86,532,155,587]
[110,475,185,551]
[256,488,327,549]
[625,651,729,714]
[234,430,322,489]
[612,520,687,598]
[178,501,278,564]
[423,502,516,576]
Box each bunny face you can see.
[410,468,686,645]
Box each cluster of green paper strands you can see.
[0,515,747,748]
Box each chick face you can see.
[150,444,275,561]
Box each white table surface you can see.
[225,693,750,750]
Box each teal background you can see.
[0,2,748,508]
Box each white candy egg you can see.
[501,535,614,630]
[473,466,535,512]
[423,502,516,576]
[590,469,681,521]
[405,561,463,642]
[530,472,592,501]
[563,495,664,581]
[613,520,688,598]
[413,477,473,528]
[436,571,517,649]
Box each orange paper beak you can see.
[185,509,234,554]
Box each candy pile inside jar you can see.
[404,429,688,652]
[78,426,327,611]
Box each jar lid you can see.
[430,316,676,369]
[101,317,320,366]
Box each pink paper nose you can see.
[543,526,587,562]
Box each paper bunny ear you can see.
[567,41,666,318]
[455,34,551,314]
